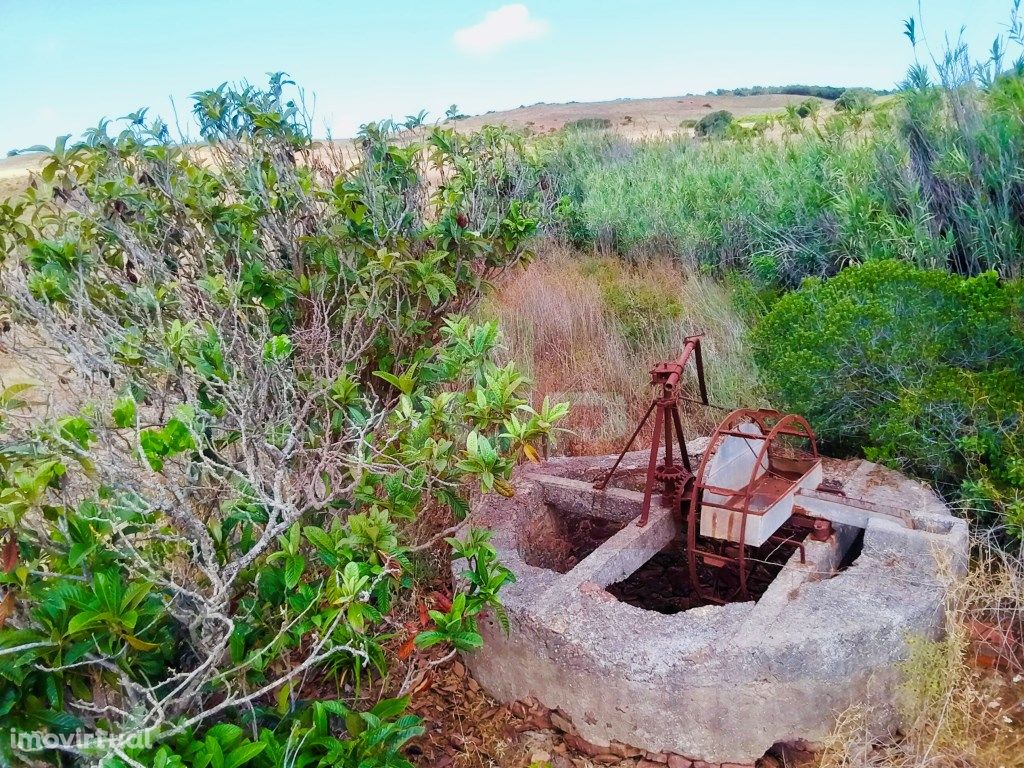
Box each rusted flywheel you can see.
[685,408,820,603]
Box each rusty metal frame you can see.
[686,408,820,602]
[593,336,708,526]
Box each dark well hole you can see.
[607,527,809,614]
[837,527,865,571]
[520,506,626,574]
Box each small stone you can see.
[532,750,552,764]
[640,761,667,768]
[611,742,643,759]
[645,753,669,764]
[564,734,605,757]
[550,711,574,733]
[668,756,693,768]
[594,754,620,765]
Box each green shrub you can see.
[564,117,612,131]
[751,261,1024,534]
[0,76,567,765]
[796,98,821,118]
[600,276,683,345]
[695,110,734,137]
[834,87,875,113]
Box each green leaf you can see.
[284,555,305,589]
[262,334,293,363]
[112,396,137,428]
[224,741,266,768]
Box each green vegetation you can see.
[834,86,876,112]
[0,76,565,765]
[709,84,890,99]
[751,261,1024,536]
[694,110,734,137]
[563,117,612,131]
[546,62,1024,284]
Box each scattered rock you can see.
[611,741,643,758]
[531,749,552,764]
[645,752,669,764]
[551,710,575,733]
[668,755,693,768]
[564,733,606,757]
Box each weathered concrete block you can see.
[457,454,967,764]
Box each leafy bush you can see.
[796,97,821,118]
[563,117,612,131]
[750,260,1024,534]
[694,110,734,137]
[711,84,886,100]
[0,76,566,765]
[834,87,875,112]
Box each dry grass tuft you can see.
[818,533,1024,768]
[480,245,762,455]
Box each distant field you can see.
[0,93,821,199]
[0,152,43,199]
[450,92,819,138]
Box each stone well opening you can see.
[604,529,811,614]
[460,447,968,766]
[519,504,626,574]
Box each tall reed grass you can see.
[544,76,1024,285]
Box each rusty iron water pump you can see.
[595,338,833,603]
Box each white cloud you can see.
[453,4,549,56]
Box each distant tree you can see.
[445,103,468,121]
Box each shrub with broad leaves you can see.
[0,74,565,765]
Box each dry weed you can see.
[818,532,1024,768]
[481,245,762,455]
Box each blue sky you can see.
[0,1,1010,153]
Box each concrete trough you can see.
[455,446,968,765]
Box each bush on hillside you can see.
[0,76,566,765]
[750,260,1024,535]
[695,110,734,137]
[564,117,612,131]
[796,97,821,118]
[834,87,875,112]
